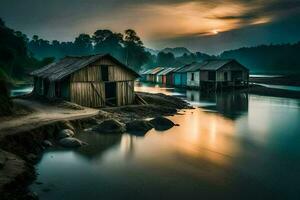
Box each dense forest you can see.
[27,29,150,72]
[0,18,54,82]
[0,18,152,81]
[220,43,300,73]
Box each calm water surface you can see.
[254,83,300,91]
[31,83,300,200]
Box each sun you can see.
[212,30,219,35]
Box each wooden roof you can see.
[199,59,248,71]
[174,62,200,73]
[30,54,140,81]
[148,67,165,75]
[157,68,176,75]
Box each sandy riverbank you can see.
[0,92,190,200]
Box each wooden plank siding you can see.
[70,82,105,107]
[216,65,249,82]
[116,81,135,106]
[69,57,136,107]
[71,65,101,82]
[187,71,200,87]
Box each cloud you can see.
[0,0,299,53]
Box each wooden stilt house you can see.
[199,59,249,90]
[147,67,165,83]
[156,68,176,84]
[30,54,140,107]
[172,63,197,87]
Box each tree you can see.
[92,29,124,59]
[157,52,175,66]
[123,29,149,71]
[0,18,54,80]
[74,34,93,55]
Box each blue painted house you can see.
[172,63,195,87]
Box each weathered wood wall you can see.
[200,71,209,81]
[116,81,134,106]
[70,57,136,107]
[70,82,105,107]
[33,77,43,95]
[200,62,249,82]
[216,62,248,82]
[187,71,200,87]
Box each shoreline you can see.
[249,74,300,87]
[0,92,190,200]
[246,84,300,99]
[1,85,299,199]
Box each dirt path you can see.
[0,99,99,137]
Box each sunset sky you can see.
[1,0,300,54]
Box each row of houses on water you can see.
[30,54,249,108]
[141,59,249,90]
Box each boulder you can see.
[56,120,75,132]
[126,120,153,136]
[26,153,38,162]
[42,140,53,147]
[93,119,126,134]
[24,192,39,200]
[83,117,100,125]
[149,117,175,131]
[59,138,86,148]
[57,129,75,139]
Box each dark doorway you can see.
[101,65,109,81]
[105,82,117,106]
[55,81,61,98]
[224,72,228,81]
[208,71,216,81]
[43,79,50,96]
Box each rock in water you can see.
[94,119,126,134]
[57,129,75,139]
[150,117,175,131]
[126,120,153,136]
[59,138,85,148]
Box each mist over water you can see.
[31,83,300,200]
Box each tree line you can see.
[0,18,54,81]
[220,43,300,73]
[27,29,150,71]
[1,16,299,83]
[27,29,213,72]
[0,17,152,81]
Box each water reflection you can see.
[10,85,33,97]
[120,135,137,159]
[31,83,300,200]
[198,91,249,120]
[75,133,122,160]
[135,82,249,120]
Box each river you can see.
[30,82,300,200]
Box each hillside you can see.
[161,47,192,57]
[220,42,300,74]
